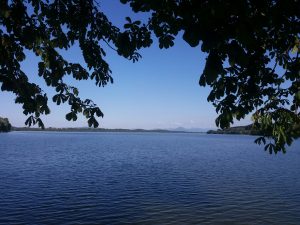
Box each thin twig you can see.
[103,39,117,52]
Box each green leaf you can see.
[291,45,298,54]
[25,116,33,127]
[125,17,132,23]
[36,118,45,129]
[201,51,223,85]
[73,88,79,96]
[65,112,73,121]
[183,30,200,47]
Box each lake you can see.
[0,132,299,224]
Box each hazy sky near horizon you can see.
[0,0,251,129]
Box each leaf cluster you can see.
[0,0,152,128]
[121,0,300,153]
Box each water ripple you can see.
[0,132,299,224]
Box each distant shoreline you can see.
[11,127,205,134]
[10,125,261,135]
[207,124,261,136]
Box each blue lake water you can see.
[0,132,300,225]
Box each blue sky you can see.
[0,0,251,129]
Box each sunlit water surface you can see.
[0,132,299,225]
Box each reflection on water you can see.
[0,132,299,224]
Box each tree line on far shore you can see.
[0,117,11,132]
[207,124,262,135]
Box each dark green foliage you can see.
[0,0,152,128]
[121,0,300,153]
[0,117,11,132]
[207,124,262,135]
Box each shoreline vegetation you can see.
[12,127,200,133]
[0,117,260,135]
[207,124,262,135]
[0,114,264,136]
[0,117,12,132]
[11,124,261,136]
[1,116,262,135]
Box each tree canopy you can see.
[0,0,152,128]
[0,0,299,153]
[0,116,12,132]
[121,0,300,153]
